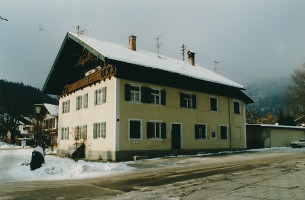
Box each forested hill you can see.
[0,79,58,117]
[244,78,290,117]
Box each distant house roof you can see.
[247,124,305,130]
[43,103,58,116]
[43,32,253,103]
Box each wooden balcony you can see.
[63,64,117,95]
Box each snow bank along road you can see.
[1,148,305,200]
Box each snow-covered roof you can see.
[43,103,58,116]
[247,124,305,130]
[68,32,243,89]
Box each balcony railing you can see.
[63,64,117,95]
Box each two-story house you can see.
[42,32,253,161]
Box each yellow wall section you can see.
[119,79,246,151]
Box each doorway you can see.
[171,124,181,150]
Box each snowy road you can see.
[1,148,305,199]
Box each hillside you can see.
[244,78,290,119]
[0,79,58,117]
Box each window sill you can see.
[128,101,143,105]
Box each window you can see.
[180,93,196,109]
[61,127,69,140]
[93,122,106,139]
[147,122,166,139]
[62,100,70,113]
[212,132,216,138]
[210,97,218,111]
[130,85,141,102]
[151,89,161,105]
[234,101,240,114]
[195,124,207,139]
[94,87,106,105]
[76,93,88,110]
[129,119,142,139]
[220,125,228,140]
[125,84,166,105]
[45,118,56,129]
[75,125,87,140]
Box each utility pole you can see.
[156,35,162,57]
[181,44,186,61]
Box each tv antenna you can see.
[76,25,90,36]
[181,44,186,61]
[214,61,220,72]
[156,35,162,57]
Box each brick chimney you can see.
[129,35,137,51]
[187,51,195,66]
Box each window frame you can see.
[61,127,69,140]
[128,119,142,140]
[62,100,70,113]
[149,121,162,139]
[151,88,161,105]
[130,85,141,103]
[195,123,207,140]
[219,125,228,140]
[180,92,196,109]
[95,87,106,105]
[209,97,218,112]
[233,100,241,115]
[93,122,106,139]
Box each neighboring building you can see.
[39,103,59,148]
[42,32,253,161]
[247,124,305,148]
[17,116,35,145]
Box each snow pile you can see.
[0,149,133,181]
[0,142,20,149]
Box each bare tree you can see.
[287,63,305,117]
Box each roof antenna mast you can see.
[214,61,219,72]
[156,35,162,57]
[181,44,186,61]
[76,25,90,37]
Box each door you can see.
[171,124,181,150]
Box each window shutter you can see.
[67,127,69,139]
[76,97,79,110]
[83,125,87,140]
[83,94,88,108]
[161,90,166,105]
[195,125,199,139]
[62,102,65,113]
[67,100,70,112]
[101,122,106,138]
[192,94,196,109]
[61,128,64,140]
[180,93,185,107]
[75,126,79,140]
[94,90,98,105]
[102,87,107,103]
[147,122,152,138]
[141,87,151,103]
[125,84,130,101]
[93,123,97,139]
[161,123,166,139]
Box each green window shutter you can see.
[141,87,151,103]
[102,87,107,103]
[61,128,64,140]
[93,123,97,139]
[147,122,152,138]
[83,125,87,140]
[67,127,69,139]
[94,90,98,105]
[83,94,88,108]
[62,102,64,113]
[161,90,166,105]
[195,125,199,139]
[161,123,166,139]
[125,84,130,101]
[203,125,207,139]
[192,94,196,109]
[101,122,106,138]
[67,100,70,112]
[76,97,79,110]
[75,126,79,140]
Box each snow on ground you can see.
[0,142,21,149]
[0,147,134,181]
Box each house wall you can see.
[57,78,116,160]
[117,79,246,159]
[269,128,305,147]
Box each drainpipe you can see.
[228,97,232,151]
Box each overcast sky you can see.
[1,0,305,89]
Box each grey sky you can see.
[1,0,305,89]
